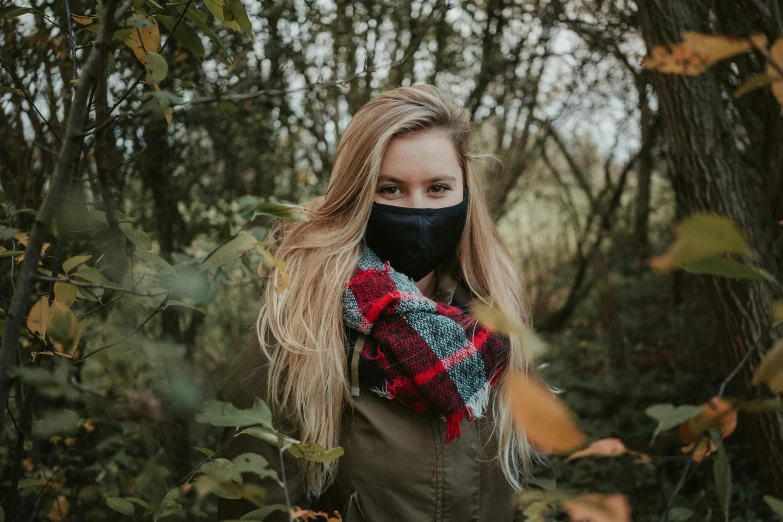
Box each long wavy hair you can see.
[257,84,534,496]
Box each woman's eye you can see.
[430,184,451,193]
[379,186,400,195]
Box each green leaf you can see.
[32,409,81,439]
[17,478,47,489]
[72,265,111,285]
[164,299,205,313]
[240,504,287,520]
[0,226,19,240]
[152,500,181,521]
[709,428,732,522]
[193,446,214,457]
[156,14,205,58]
[195,398,273,428]
[197,233,258,272]
[645,403,703,441]
[0,6,42,19]
[202,0,226,22]
[198,458,243,483]
[681,255,778,283]
[287,442,344,463]
[734,73,783,98]
[134,249,173,272]
[667,507,694,521]
[17,364,79,400]
[62,255,92,274]
[0,86,20,96]
[737,398,783,413]
[144,52,168,84]
[119,222,153,250]
[0,250,25,258]
[88,208,136,226]
[239,427,299,448]
[124,497,151,511]
[251,202,309,223]
[106,497,136,516]
[231,453,279,481]
[226,0,253,40]
[764,495,783,517]
[177,4,230,59]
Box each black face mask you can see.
[364,190,468,282]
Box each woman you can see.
[218,84,554,521]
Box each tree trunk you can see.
[638,0,783,496]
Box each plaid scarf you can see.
[342,245,510,443]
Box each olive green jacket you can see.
[217,271,555,521]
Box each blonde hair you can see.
[257,84,534,496]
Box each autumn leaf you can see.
[504,371,587,454]
[768,38,783,114]
[470,301,523,336]
[27,297,50,339]
[289,507,342,521]
[683,437,716,462]
[643,32,767,76]
[565,438,648,462]
[123,15,160,63]
[562,493,631,522]
[48,495,70,522]
[677,396,738,444]
[70,14,93,25]
[649,213,749,273]
[48,300,86,356]
[752,339,783,392]
[54,281,77,306]
[257,244,290,294]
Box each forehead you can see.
[378,129,462,184]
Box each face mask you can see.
[364,189,468,282]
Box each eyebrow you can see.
[378,174,458,184]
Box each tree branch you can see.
[0,0,126,438]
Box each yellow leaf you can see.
[774,301,783,323]
[504,371,587,454]
[71,14,93,25]
[54,282,77,306]
[470,301,523,336]
[562,493,631,522]
[767,38,783,115]
[83,419,96,432]
[27,297,50,339]
[48,301,85,355]
[643,32,768,76]
[565,438,629,462]
[649,213,749,273]
[677,396,737,444]
[752,339,783,392]
[289,508,342,521]
[123,15,160,63]
[48,495,69,522]
[257,246,290,294]
[682,437,716,462]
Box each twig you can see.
[109,124,184,171]
[36,275,169,298]
[278,434,293,521]
[659,326,771,520]
[78,304,164,361]
[0,0,128,437]
[107,0,194,117]
[64,0,80,79]
[0,56,63,145]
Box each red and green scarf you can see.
[342,245,511,443]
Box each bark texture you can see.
[638,0,783,496]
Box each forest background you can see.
[4,0,783,520]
